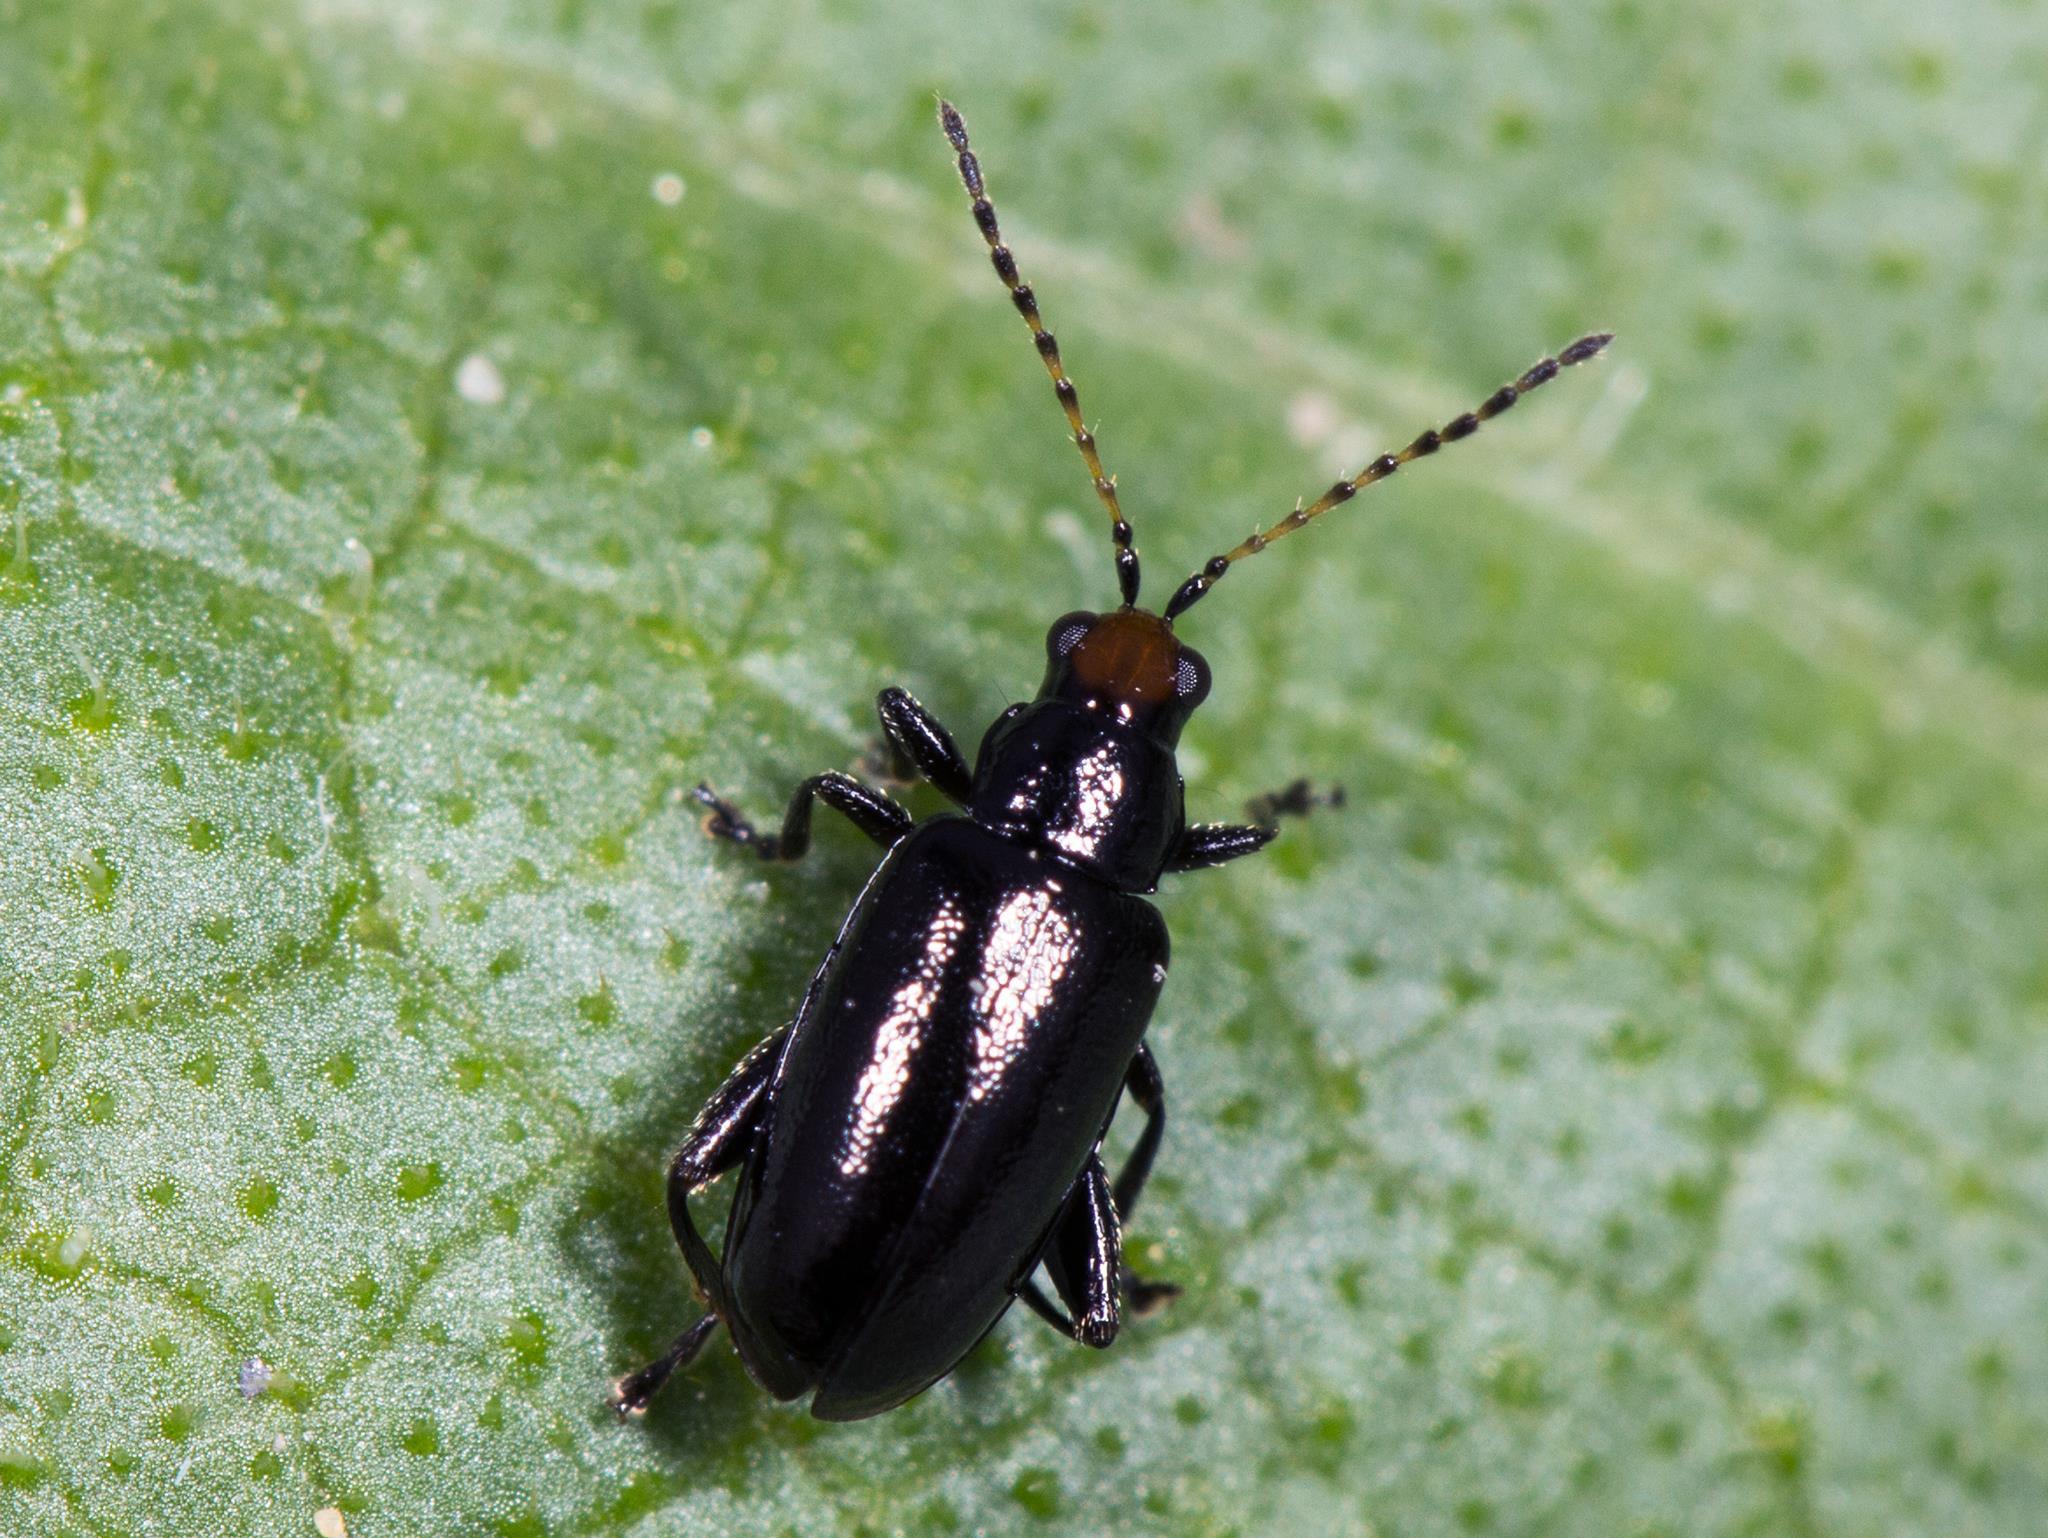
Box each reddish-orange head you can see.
[1037,608,1211,746]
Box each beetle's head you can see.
[966,607,1200,887]
[1036,607,1211,748]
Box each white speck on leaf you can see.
[68,643,107,718]
[313,1508,348,1538]
[455,353,506,405]
[1287,390,1340,448]
[239,1358,272,1398]
[339,536,374,616]
[57,1226,92,1273]
[390,861,446,942]
[652,171,686,205]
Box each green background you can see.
[3,1,2044,1534]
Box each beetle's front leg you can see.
[1165,821,1276,873]
[693,771,911,862]
[613,1027,786,1415]
[1244,777,1345,827]
[1165,778,1345,873]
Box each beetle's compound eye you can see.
[1173,644,1212,707]
[1046,611,1099,659]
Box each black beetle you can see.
[613,100,1610,1421]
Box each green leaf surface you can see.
[4,2,2044,1534]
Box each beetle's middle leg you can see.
[693,770,911,862]
[613,1027,786,1415]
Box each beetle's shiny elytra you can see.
[612,100,1611,1421]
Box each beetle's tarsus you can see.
[693,782,783,859]
[613,1312,721,1416]
[1245,777,1345,828]
[1122,1269,1183,1317]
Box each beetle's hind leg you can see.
[664,1028,786,1312]
[694,770,911,862]
[1109,1043,1181,1315]
[612,1028,786,1416]
[1021,1045,1182,1348]
[1027,1153,1123,1348]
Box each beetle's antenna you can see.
[1163,333,1614,621]
[940,99,1141,608]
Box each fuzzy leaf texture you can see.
[2,2,2044,1535]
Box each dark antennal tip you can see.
[1560,331,1615,365]
[1171,327,1613,621]
[937,99,967,145]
